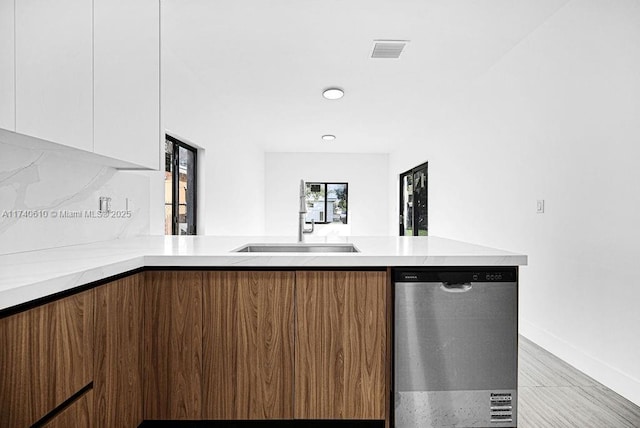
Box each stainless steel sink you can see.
[233,243,359,253]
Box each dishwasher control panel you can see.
[395,267,517,283]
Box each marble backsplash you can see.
[0,141,150,255]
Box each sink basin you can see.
[233,243,359,253]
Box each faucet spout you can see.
[298,179,306,242]
[299,179,307,215]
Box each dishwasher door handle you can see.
[440,283,473,293]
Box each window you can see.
[399,162,427,236]
[165,135,197,235]
[305,182,348,224]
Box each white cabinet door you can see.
[15,0,93,151]
[94,0,160,169]
[0,0,15,131]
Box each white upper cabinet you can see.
[94,0,160,169]
[0,0,15,131]
[15,0,93,152]
[8,0,159,169]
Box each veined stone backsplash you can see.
[0,141,150,255]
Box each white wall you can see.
[265,152,389,237]
[146,131,266,236]
[389,0,640,405]
[159,23,266,236]
[204,142,265,235]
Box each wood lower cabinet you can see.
[0,290,94,427]
[143,271,203,420]
[203,271,295,419]
[1,268,388,427]
[43,390,93,428]
[0,310,30,426]
[295,271,387,420]
[94,274,144,427]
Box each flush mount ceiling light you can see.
[322,88,344,100]
[322,135,336,141]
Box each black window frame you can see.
[165,135,198,235]
[304,182,349,225]
[399,162,428,236]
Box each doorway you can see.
[399,162,428,236]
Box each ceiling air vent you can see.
[371,40,408,59]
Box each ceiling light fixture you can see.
[322,88,344,100]
[322,135,336,141]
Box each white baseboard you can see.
[520,319,640,407]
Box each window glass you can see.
[305,183,326,223]
[413,168,428,236]
[165,136,197,235]
[402,174,413,235]
[177,146,196,235]
[399,163,427,236]
[164,140,173,235]
[327,183,348,224]
[304,182,348,224]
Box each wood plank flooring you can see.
[519,336,640,427]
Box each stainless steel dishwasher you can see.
[394,268,518,428]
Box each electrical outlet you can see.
[536,200,545,214]
[99,196,111,213]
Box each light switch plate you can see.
[537,200,545,214]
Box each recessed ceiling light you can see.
[322,135,336,141]
[322,88,344,100]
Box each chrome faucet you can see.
[298,179,314,242]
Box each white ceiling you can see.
[161,0,569,153]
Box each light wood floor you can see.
[518,336,640,427]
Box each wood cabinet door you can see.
[203,271,295,419]
[94,274,143,428]
[42,390,93,428]
[295,271,387,420]
[0,290,93,427]
[144,271,203,420]
[0,310,31,426]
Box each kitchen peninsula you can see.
[0,235,526,428]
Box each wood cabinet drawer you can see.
[42,389,93,428]
[0,290,93,427]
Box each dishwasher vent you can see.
[371,40,408,59]
[490,393,513,423]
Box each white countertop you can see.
[0,235,527,311]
